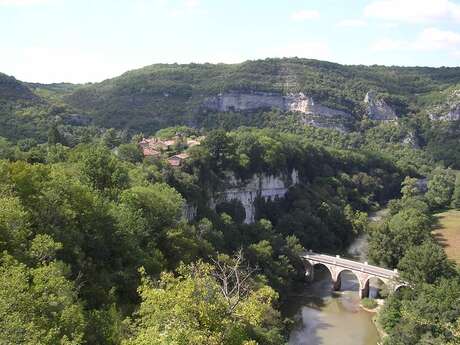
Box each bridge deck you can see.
[302,252,398,279]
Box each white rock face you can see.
[286,93,349,118]
[446,104,460,120]
[364,91,397,121]
[210,169,299,224]
[182,203,197,221]
[434,103,460,121]
[402,131,419,148]
[205,91,285,112]
[204,91,352,131]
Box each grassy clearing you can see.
[433,210,460,265]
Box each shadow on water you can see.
[286,265,380,345]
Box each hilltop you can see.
[63,58,460,132]
[0,58,459,167]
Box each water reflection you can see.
[287,266,380,345]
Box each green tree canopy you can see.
[0,255,86,345]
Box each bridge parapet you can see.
[301,251,405,299]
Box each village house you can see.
[161,139,176,150]
[139,135,204,162]
[186,138,200,147]
[141,146,160,157]
[167,153,190,167]
[139,138,153,149]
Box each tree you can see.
[386,279,460,345]
[211,250,257,313]
[398,241,455,285]
[0,136,14,159]
[101,128,121,149]
[0,196,31,260]
[203,129,235,170]
[120,183,184,234]
[451,174,460,209]
[0,255,86,345]
[28,234,63,264]
[79,145,129,193]
[117,143,143,163]
[426,168,456,209]
[124,260,284,345]
[368,207,432,267]
[401,176,419,200]
[379,292,403,333]
[47,123,63,146]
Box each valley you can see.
[0,58,460,345]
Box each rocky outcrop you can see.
[445,103,460,121]
[182,203,197,221]
[364,91,397,121]
[210,169,299,224]
[204,91,285,112]
[430,103,460,121]
[402,131,419,149]
[428,89,460,121]
[204,91,353,131]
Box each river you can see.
[286,233,382,345]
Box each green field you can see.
[433,210,460,265]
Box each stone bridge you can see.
[302,251,405,298]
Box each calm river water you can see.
[286,235,381,345]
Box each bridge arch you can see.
[304,261,334,282]
[394,283,411,293]
[312,262,334,280]
[335,268,363,292]
[363,276,390,298]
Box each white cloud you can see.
[371,27,460,52]
[413,27,460,50]
[337,19,367,28]
[290,10,320,21]
[364,0,460,23]
[0,0,49,5]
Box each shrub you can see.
[362,298,378,309]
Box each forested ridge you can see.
[0,59,460,344]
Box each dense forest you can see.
[1,58,460,344]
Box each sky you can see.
[1,0,460,83]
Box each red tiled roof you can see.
[142,147,160,157]
[163,140,176,147]
[167,153,190,166]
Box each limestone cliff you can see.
[204,91,353,131]
[209,169,299,224]
[182,203,198,221]
[364,91,397,121]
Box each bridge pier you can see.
[304,263,314,282]
[359,279,370,299]
[332,277,341,291]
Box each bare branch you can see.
[211,250,258,314]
